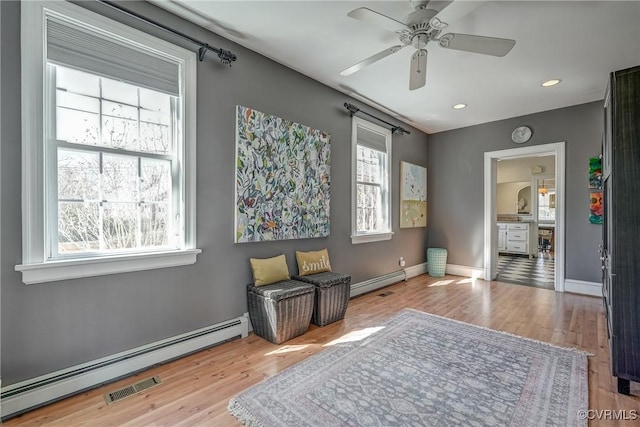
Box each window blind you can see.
[357,125,387,153]
[46,17,180,96]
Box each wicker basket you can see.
[293,272,351,326]
[247,280,315,344]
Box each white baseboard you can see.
[404,262,428,279]
[1,313,250,419]
[404,263,482,280]
[445,264,484,278]
[564,279,602,297]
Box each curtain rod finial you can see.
[198,44,208,61]
[344,102,359,116]
[218,49,237,66]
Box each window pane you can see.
[57,90,99,113]
[56,108,99,144]
[58,202,100,253]
[102,203,138,250]
[140,88,171,123]
[103,154,138,202]
[357,146,384,184]
[141,203,169,247]
[140,108,170,126]
[102,78,138,105]
[141,159,171,202]
[58,149,100,200]
[357,183,382,232]
[102,116,138,150]
[56,66,100,97]
[102,100,138,120]
[139,122,171,154]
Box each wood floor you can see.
[5,274,640,426]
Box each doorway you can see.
[483,142,565,291]
[532,175,556,258]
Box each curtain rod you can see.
[343,103,410,135]
[97,0,237,65]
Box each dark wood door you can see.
[604,65,640,394]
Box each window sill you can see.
[351,232,394,245]
[15,249,202,284]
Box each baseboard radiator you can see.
[1,313,250,420]
[350,270,406,298]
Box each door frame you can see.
[483,141,565,291]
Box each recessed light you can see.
[452,103,467,109]
[541,79,562,87]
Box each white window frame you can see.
[16,1,200,284]
[351,116,393,244]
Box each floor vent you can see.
[378,291,394,297]
[104,376,161,405]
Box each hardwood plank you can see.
[4,275,639,426]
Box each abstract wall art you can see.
[400,161,427,228]
[235,106,331,243]
[588,156,602,189]
[589,191,603,224]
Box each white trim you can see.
[445,263,485,279]
[21,0,46,264]
[483,142,566,292]
[0,313,248,419]
[182,47,198,249]
[404,262,428,279]
[20,1,199,282]
[16,249,202,285]
[351,116,393,245]
[564,279,602,297]
[350,232,394,244]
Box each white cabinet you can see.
[497,222,536,258]
[498,223,507,251]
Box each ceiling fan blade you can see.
[347,7,407,33]
[439,33,516,57]
[409,49,428,91]
[340,45,405,76]
[421,1,454,14]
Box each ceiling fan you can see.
[340,0,516,90]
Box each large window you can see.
[53,66,177,256]
[351,117,393,244]
[17,1,199,284]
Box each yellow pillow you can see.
[296,249,332,276]
[250,254,290,286]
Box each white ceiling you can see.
[152,1,640,134]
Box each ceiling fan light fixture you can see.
[429,17,448,30]
[541,79,562,87]
[452,103,467,109]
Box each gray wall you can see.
[0,1,428,384]
[428,101,603,283]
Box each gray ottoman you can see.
[293,272,351,326]
[247,280,315,344]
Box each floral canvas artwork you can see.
[235,106,331,242]
[588,156,602,189]
[400,161,427,228]
[589,191,603,224]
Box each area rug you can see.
[228,309,588,426]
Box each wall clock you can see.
[511,126,532,144]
